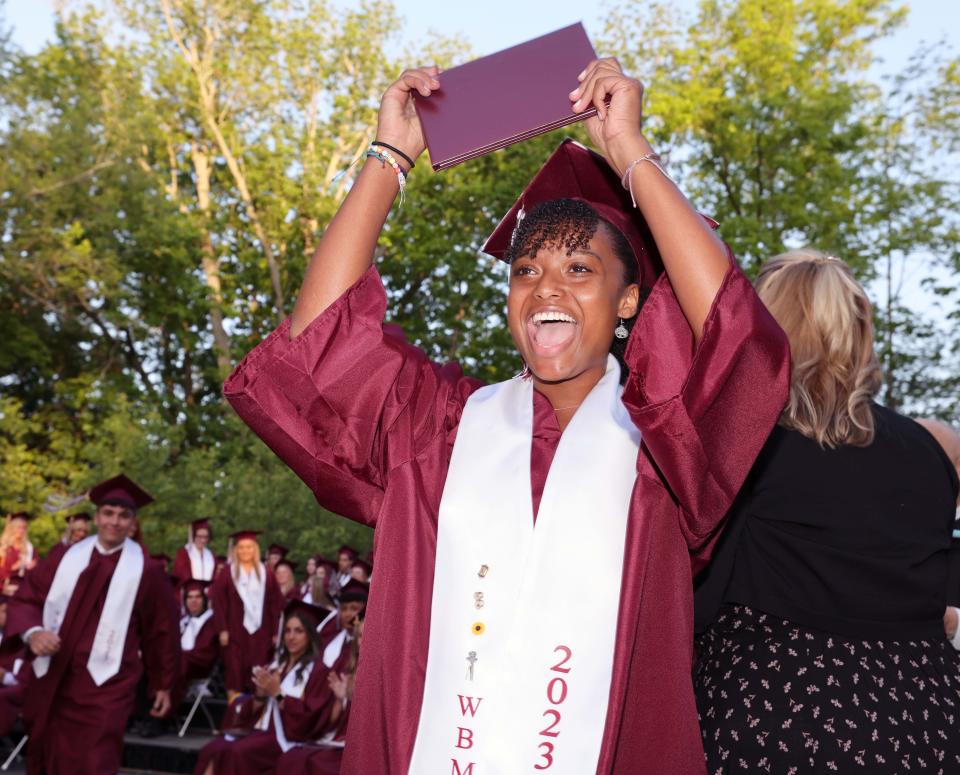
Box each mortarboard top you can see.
[337,545,359,559]
[275,558,298,571]
[216,555,228,563]
[267,543,289,557]
[482,140,721,291]
[351,558,373,575]
[88,474,154,511]
[283,599,330,630]
[182,578,207,594]
[6,512,34,522]
[151,553,171,565]
[191,518,211,531]
[229,530,262,542]
[339,579,370,604]
[66,511,92,522]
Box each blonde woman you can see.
[694,250,960,773]
[210,530,283,700]
[0,513,36,594]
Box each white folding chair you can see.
[177,678,217,738]
[1,734,27,771]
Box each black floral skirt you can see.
[694,604,960,774]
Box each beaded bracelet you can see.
[365,147,406,205]
[371,140,415,170]
[621,153,676,207]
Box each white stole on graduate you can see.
[408,355,639,775]
[322,629,350,668]
[36,536,144,685]
[180,609,214,651]
[231,563,266,634]
[254,659,314,753]
[185,543,215,581]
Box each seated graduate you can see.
[273,617,364,775]
[317,579,367,651]
[194,600,337,775]
[176,579,220,695]
[210,530,284,702]
[223,59,790,773]
[0,594,27,736]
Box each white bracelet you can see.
[621,153,676,207]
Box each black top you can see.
[695,403,960,640]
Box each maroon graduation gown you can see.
[0,637,27,736]
[210,566,284,693]
[7,542,180,775]
[194,652,341,775]
[224,260,790,774]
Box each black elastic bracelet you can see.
[372,140,415,170]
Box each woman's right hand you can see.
[375,66,441,167]
[219,630,229,647]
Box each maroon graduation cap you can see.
[229,529,262,542]
[283,599,331,630]
[66,511,92,523]
[88,474,154,511]
[189,518,212,539]
[482,140,682,290]
[275,558,298,572]
[267,543,289,558]
[6,512,33,522]
[182,578,207,595]
[337,545,359,560]
[339,579,370,604]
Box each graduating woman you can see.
[195,601,337,775]
[694,251,960,773]
[211,530,284,700]
[224,59,790,773]
[0,513,35,595]
[173,518,216,585]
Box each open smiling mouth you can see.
[527,310,578,354]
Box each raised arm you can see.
[289,67,440,337]
[572,59,729,341]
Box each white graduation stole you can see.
[180,609,215,651]
[186,543,215,581]
[254,659,314,752]
[36,536,144,685]
[408,355,639,775]
[231,563,267,634]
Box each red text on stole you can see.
[452,694,482,773]
[534,645,573,770]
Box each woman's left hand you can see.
[569,58,651,178]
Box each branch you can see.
[26,160,115,199]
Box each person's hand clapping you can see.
[252,665,282,699]
[328,670,350,701]
[376,66,441,169]
[27,630,61,657]
[569,58,651,179]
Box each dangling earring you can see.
[614,319,629,340]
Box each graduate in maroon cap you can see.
[194,599,343,775]
[209,530,283,702]
[61,511,92,548]
[224,59,790,774]
[274,558,300,602]
[6,474,180,774]
[173,518,216,584]
[266,542,289,573]
[172,579,219,708]
[327,545,357,600]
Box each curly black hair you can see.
[505,198,646,382]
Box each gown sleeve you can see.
[139,564,182,698]
[279,658,335,741]
[223,266,481,527]
[5,544,65,639]
[621,250,791,567]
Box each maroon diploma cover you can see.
[413,23,599,171]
